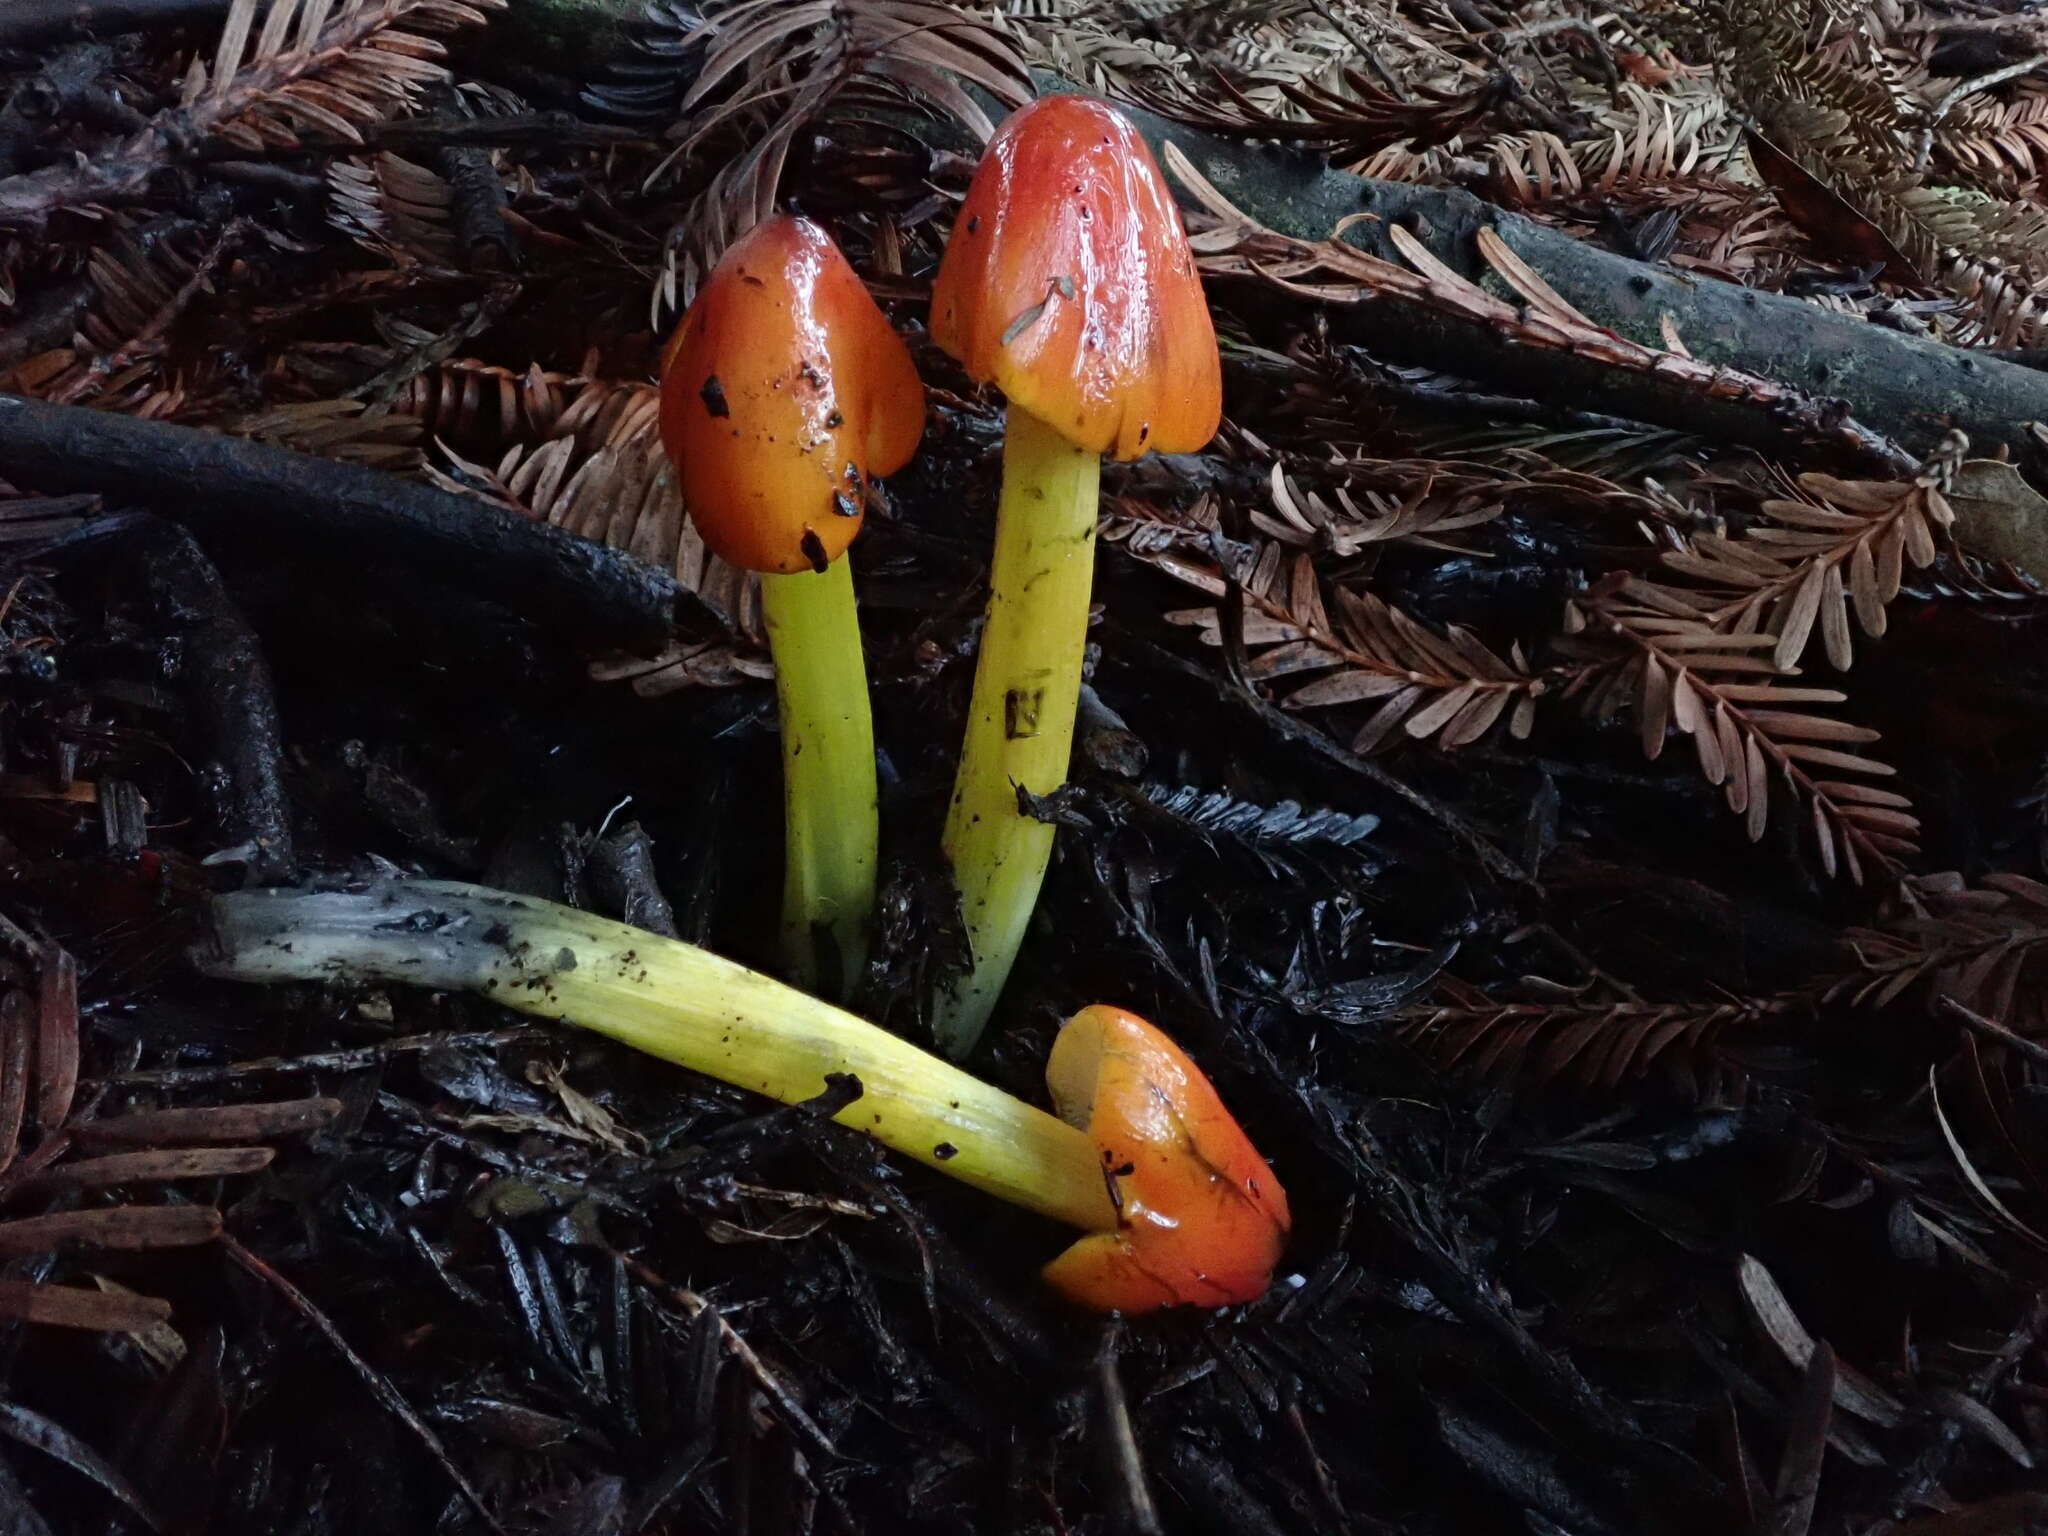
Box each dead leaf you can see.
[1736,1253,1906,1426]
[526,1062,646,1155]
[1743,128,1919,281]
[1618,49,1675,86]
[704,1209,836,1244]
[1947,459,2048,580]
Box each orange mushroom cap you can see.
[659,215,924,575]
[930,95,1221,462]
[1041,1005,1291,1313]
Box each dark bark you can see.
[0,395,690,653]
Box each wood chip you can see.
[0,1279,173,1332]
[0,1204,223,1258]
[75,1097,343,1147]
[19,1146,275,1193]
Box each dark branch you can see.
[0,395,690,653]
[1098,80,2048,463]
[0,0,224,48]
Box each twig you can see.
[612,1247,840,1467]
[1095,1324,1164,1536]
[0,280,93,374]
[221,1235,508,1536]
[349,283,520,406]
[1916,53,2048,170]
[98,1027,545,1087]
[1108,631,1537,890]
[1933,53,2048,121]
[1304,0,1412,101]
[1492,15,1621,101]
[1881,1287,2048,1519]
[1938,994,2048,1070]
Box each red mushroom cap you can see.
[929,95,1221,462]
[659,215,924,575]
[1040,1005,1291,1313]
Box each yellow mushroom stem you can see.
[933,403,1100,1058]
[759,558,879,999]
[196,879,1116,1232]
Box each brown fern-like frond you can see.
[1934,83,2048,192]
[1257,459,1503,555]
[0,0,501,230]
[1266,585,1542,753]
[1129,67,1505,159]
[1482,132,1585,205]
[658,0,1031,298]
[1562,576,1917,883]
[1399,992,1799,1094]
[1576,81,1744,189]
[4,220,241,414]
[1200,3,1395,109]
[1831,872,2048,1033]
[1108,503,1543,754]
[247,353,762,691]
[996,6,1191,95]
[1660,469,1955,671]
[0,937,335,1335]
[393,359,663,459]
[1466,80,1747,207]
[194,0,503,152]
[328,151,458,267]
[228,398,426,469]
[1672,1,2048,348]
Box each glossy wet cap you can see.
[1041,1005,1290,1313]
[660,216,924,575]
[930,95,1221,462]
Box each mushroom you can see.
[928,95,1221,1056]
[1042,1005,1291,1311]
[198,879,1289,1314]
[660,214,924,998]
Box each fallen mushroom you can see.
[1043,1005,1292,1311]
[659,214,924,998]
[929,94,1222,1056]
[194,878,1288,1313]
